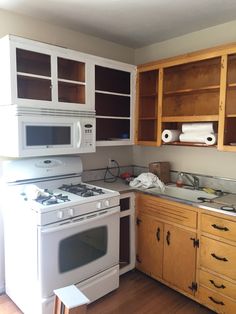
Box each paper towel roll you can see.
[162,129,181,143]
[205,133,217,145]
[179,132,217,145]
[182,122,214,134]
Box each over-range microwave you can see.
[0,106,96,157]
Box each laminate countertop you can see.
[89,179,134,194]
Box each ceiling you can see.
[1,0,236,48]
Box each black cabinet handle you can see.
[211,253,228,262]
[209,279,226,289]
[208,296,225,306]
[156,227,160,242]
[212,224,229,232]
[166,231,170,246]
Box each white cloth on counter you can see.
[181,122,214,134]
[161,129,181,143]
[129,172,165,191]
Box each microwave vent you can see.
[0,105,95,117]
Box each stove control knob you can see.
[68,208,74,217]
[104,200,110,207]
[57,211,64,219]
[96,202,102,209]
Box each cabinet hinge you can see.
[190,238,199,248]
[136,217,142,226]
[188,281,198,292]
[136,254,141,263]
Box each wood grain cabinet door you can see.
[163,224,197,294]
[136,213,164,279]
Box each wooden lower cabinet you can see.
[136,193,236,313]
[199,210,236,313]
[136,193,198,296]
[163,223,197,294]
[136,213,163,278]
[198,286,236,314]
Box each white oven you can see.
[2,156,120,314]
[39,207,119,298]
[0,105,95,157]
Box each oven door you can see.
[38,206,119,298]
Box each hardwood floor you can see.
[0,271,214,314]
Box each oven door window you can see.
[59,226,107,273]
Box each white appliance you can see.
[1,156,120,314]
[0,105,96,157]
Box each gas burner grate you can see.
[36,193,70,206]
[59,184,104,197]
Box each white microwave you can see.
[0,106,96,157]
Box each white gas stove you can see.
[2,156,120,314]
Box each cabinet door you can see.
[57,56,86,105]
[136,213,163,279]
[15,47,52,102]
[218,54,236,151]
[163,224,197,294]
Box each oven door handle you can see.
[40,207,120,234]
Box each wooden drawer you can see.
[136,193,197,228]
[200,236,236,280]
[201,214,236,242]
[200,270,236,299]
[198,286,236,314]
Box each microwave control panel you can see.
[82,123,94,147]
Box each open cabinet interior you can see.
[137,69,159,143]
[223,54,236,147]
[95,65,133,144]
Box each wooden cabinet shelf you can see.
[162,115,219,122]
[162,141,217,147]
[139,93,157,98]
[163,85,220,96]
[139,117,156,120]
[136,45,236,151]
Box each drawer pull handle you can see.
[166,231,170,246]
[209,279,226,289]
[212,224,229,231]
[156,227,160,242]
[208,296,225,306]
[211,253,228,262]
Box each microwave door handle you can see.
[40,207,119,235]
[77,121,82,148]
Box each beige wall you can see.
[133,145,236,179]
[0,9,134,63]
[133,20,236,180]
[135,20,236,64]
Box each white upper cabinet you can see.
[0,35,93,111]
[0,35,136,146]
[93,58,136,146]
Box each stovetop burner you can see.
[59,184,105,197]
[36,192,70,206]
